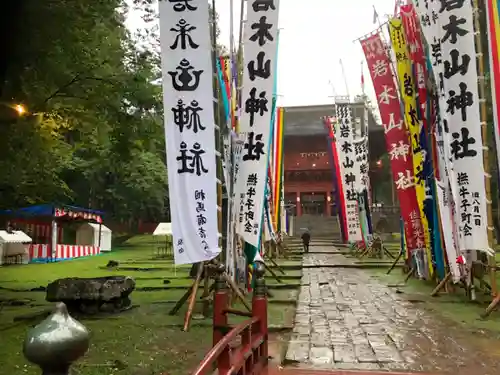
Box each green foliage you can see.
[0,0,168,224]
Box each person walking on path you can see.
[301,229,310,253]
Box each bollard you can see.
[212,263,228,348]
[252,261,268,361]
[24,302,90,375]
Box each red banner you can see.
[401,4,429,131]
[361,33,424,252]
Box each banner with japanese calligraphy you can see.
[389,18,432,278]
[421,0,490,253]
[353,137,369,193]
[236,0,280,248]
[486,0,500,180]
[361,33,425,254]
[159,0,220,265]
[324,116,347,242]
[334,104,362,243]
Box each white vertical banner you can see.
[353,137,369,192]
[334,104,362,242]
[236,0,280,247]
[159,0,220,264]
[434,2,490,253]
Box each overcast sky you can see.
[127,0,399,107]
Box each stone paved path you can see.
[285,245,500,374]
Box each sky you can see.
[127,0,399,108]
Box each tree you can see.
[0,0,168,226]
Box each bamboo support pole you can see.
[473,0,497,298]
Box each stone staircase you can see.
[293,214,342,239]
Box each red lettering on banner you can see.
[361,33,424,253]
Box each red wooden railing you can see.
[192,262,268,375]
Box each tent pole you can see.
[98,223,102,248]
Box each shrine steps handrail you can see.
[191,317,262,375]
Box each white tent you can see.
[76,223,112,251]
[0,230,32,265]
[153,222,172,236]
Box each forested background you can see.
[0,0,224,231]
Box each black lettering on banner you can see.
[341,141,352,153]
[168,59,203,91]
[172,99,205,133]
[430,38,442,66]
[177,238,184,254]
[339,124,350,137]
[443,49,470,79]
[450,127,477,159]
[346,189,357,201]
[396,52,407,62]
[431,10,439,24]
[345,172,356,185]
[245,87,269,126]
[415,165,424,185]
[472,192,481,226]
[249,16,274,46]
[446,82,473,121]
[243,132,265,161]
[438,0,465,13]
[251,0,276,11]
[441,15,468,44]
[177,142,208,175]
[248,51,271,81]
[168,0,197,12]
[457,172,469,185]
[170,19,199,50]
[247,173,258,186]
[197,214,207,226]
[421,14,431,27]
[343,156,354,168]
[408,105,419,126]
[195,189,206,200]
[403,73,414,96]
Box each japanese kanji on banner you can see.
[333,105,362,242]
[361,33,425,256]
[236,0,280,248]
[159,0,220,265]
[415,0,491,254]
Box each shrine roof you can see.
[283,102,382,137]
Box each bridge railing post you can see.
[252,261,268,361]
[212,264,228,347]
[23,302,90,375]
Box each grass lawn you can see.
[0,235,299,375]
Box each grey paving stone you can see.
[309,347,334,365]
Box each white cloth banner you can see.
[159,0,220,264]
[236,0,280,247]
[334,105,362,242]
[415,2,490,255]
[353,136,369,192]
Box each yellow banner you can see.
[389,18,432,276]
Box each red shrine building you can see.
[282,99,383,217]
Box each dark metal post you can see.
[23,303,90,375]
[252,261,268,361]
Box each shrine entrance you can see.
[300,192,326,215]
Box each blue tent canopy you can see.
[0,203,104,218]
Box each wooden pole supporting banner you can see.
[183,263,204,331]
[431,272,451,297]
[387,251,403,275]
[474,0,497,303]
